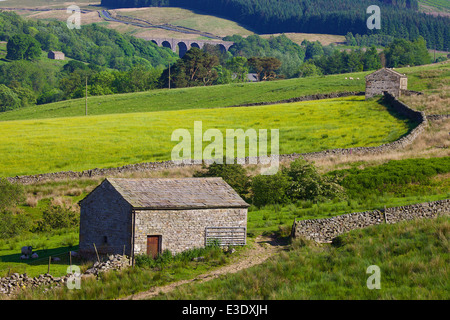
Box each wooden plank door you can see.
[147,235,160,259]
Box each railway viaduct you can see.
[145,38,234,57]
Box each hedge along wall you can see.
[291,199,450,243]
[7,93,428,185]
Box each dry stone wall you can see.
[7,93,428,185]
[427,114,450,121]
[292,199,450,243]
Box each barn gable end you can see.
[79,179,133,256]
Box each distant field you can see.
[0,96,411,177]
[115,7,254,39]
[1,62,447,122]
[0,1,99,8]
[260,33,345,46]
[0,72,367,122]
[419,0,450,14]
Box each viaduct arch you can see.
[147,38,234,57]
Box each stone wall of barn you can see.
[79,180,133,256]
[291,199,450,243]
[133,208,248,254]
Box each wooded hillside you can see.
[101,0,450,50]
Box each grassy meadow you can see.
[0,62,447,122]
[0,1,99,8]
[0,73,367,122]
[0,96,412,177]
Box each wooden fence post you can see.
[93,243,100,263]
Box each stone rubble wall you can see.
[427,114,450,121]
[0,254,129,297]
[6,93,428,185]
[292,199,450,243]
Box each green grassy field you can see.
[1,62,447,122]
[9,216,449,299]
[0,73,367,122]
[0,227,79,278]
[0,96,412,177]
[419,0,450,13]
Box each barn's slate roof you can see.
[103,178,249,210]
[365,68,407,79]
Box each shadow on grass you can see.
[377,95,422,136]
[0,245,79,267]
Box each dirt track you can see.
[120,236,285,300]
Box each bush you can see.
[284,158,346,202]
[0,178,25,211]
[34,204,79,232]
[251,171,291,207]
[0,210,32,239]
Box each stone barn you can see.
[365,68,408,99]
[47,51,65,60]
[78,178,249,260]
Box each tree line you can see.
[101,0,450,51]
[0,11,177,69]
[0,33,435,111]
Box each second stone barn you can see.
[78,178,249,259]
[365,67,408,99]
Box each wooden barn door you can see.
[147,235,161,259]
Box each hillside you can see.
[101,0,450,50]
[0,62,447,122]
[0,96,413,177]
[419,0,450,15]
[0,0,448,304]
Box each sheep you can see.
[20,255,29,260]
[21,246,32,256]
[349,77,354,80]
[31,253,39,259]
[51,257,61,262]
[345,77,348,80]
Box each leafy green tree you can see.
[363,46,382,70]
[248,57,282,81]
[6,34,41,61]
[251,171,291,208]
[226,56,249,82]
[284,158,346,202]
[6,34,30,60]
[0,210,32,239]
[35,204,79,232]
[0,84,21,112]
[384,37,431,67]
[0,178,25,212]
[303,40,324,60]
[297,61,322,78]
[345,32,357,46]
[160,48,219,88]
